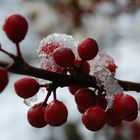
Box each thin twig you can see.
[0,46,16,60]
[43,90,51,105]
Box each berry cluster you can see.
[13,76,68,128]
[70,87,138,131]
[14,35,100,129]
[0,13,139,132]
[27,100,68,128]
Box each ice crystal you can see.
[23,95,38,106]
[92,52,123,107]
[37,33,78,72]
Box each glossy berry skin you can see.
[14,77,39,99]
[44,100,68,126]
[75,88,96,109]
[78,38,98,61]
[106,108,122,127]
[53,47,75,67]
[27,103,47,128]
[3,13,28,43]
[113,94,138,121]
[0,67,8,92]
[82,106,106,131]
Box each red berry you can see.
[14,77,39,99]
[53,47,75,67]
[68,86,83,95]
[27,103,47,128]
[69,60,90,75]
[77,105,86,114]
[44,100,68,126]
[78,38,98,61]
[113,94,138,121]
[82,106,106,131]
[106,63,117,73]
[3,13,28,43]
[106,108,122,127]
[0,67,8,92]
[75,88,96,109]
[75,60,90,73]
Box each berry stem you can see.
[16,43,22,58]
[0,44,16,60]
[53,89,57,100]
[39,83,49,88]
[43,90,51,105]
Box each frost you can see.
[107,95,114,108]
[23,94,38,106]
[104,73,123,107]
[91,52,115,73]
[104,73,123,95]
[92,52,123,107]
[92,52,114,84]
[37,33,79,72]
[37,33,78,57]
[94,68,112,85]
[94,68,123,107]
[40,55,63,72]
[36,79,48,94]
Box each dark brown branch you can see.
[118,80,140,92]
[0,60,140,92]
[1,60,97,88]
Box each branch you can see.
[0,60,97,88]
[0,60,140,92]
[118,80,140,92]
